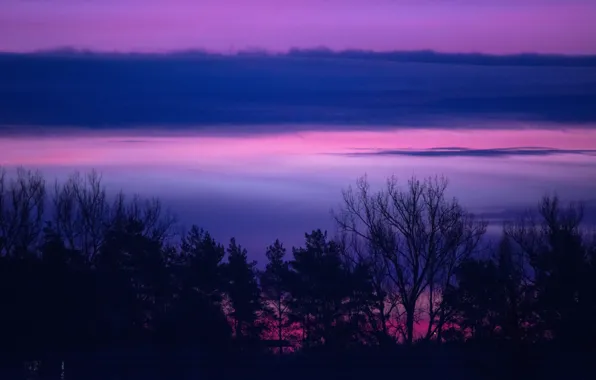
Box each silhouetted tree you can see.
[51,171,108,260]
[37,225,96,379]
[286,230,371,350]
[223,238,263,346]
[335,176,487,344]
[506,196,594,345]
[260,239,292,353]
[0,168,49,377]
[51,172,175,263]
[442,235,531,345]
[179,225,225,304]
[337,231,400,346]
[494,235,528,343]
[156,224,231,354]
[0,167,46,257]
[93,210,165,345]
[443,258,503,340]
[337,256,382,347]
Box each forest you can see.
[0,167,595,379]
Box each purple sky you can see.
[1,0,595,54]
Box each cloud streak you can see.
[340,147,596,158]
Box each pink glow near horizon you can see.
[1,127,595,211]
[1,0,595,54]
[0,129,596,171]
[2,128,595,167]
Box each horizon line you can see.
[2,47,595,68]
[3,46,596,59]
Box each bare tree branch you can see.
[334,175,487,344]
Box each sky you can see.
[1,0,596,54]
[2,0,596,258]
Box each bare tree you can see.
[334,175,487,344]
[505,196,584,254]
[52,170,176,263]
[109,191,176,243]
[0,167,46,257]
[51,170,108,260]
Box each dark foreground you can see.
[2,343,595,380]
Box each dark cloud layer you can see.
[340,147,596,158]
[284,49,596,67]
[1,50,596,131]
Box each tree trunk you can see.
[379,304,389,346]
[278,314,283,354]
[405,307,415,345]
[435,308,446,344]
[425,284,435,340]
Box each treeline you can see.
[1,168,595,379]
